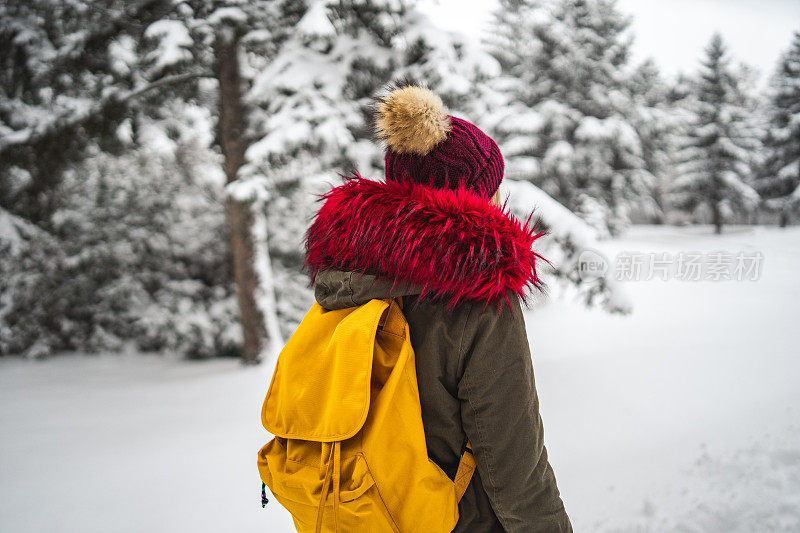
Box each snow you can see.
[0,126,34,149]
[531,225,800,531]
[499,111,546,134]
[501,179,632,314]
[778,159,800,180]
[721,170,760,207]
[501,178,600,244]
[143,20,192,75]
[252,205,284,359]
[207,7,248,27]
[245,120,313,162]
[575,116,643,155]
[136,122,177,155]
[296,1,335,37]
[2,225,800,532]
[0,208,23,254]
[0,206,49,256]
[400,10,498,95]
[544,139,575,162]
[108,35,137,76]
[0,354,275,532]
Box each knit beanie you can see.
[375,85,504,199]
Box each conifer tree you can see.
[0,0,303,361]
[671,33,760,234]
[758,31,800,226]
[482,0,661,235]
[0,0,173,221]
[628,59,685,223]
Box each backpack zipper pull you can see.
[261,482,269,508]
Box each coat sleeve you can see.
[457,296,572,532]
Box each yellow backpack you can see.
[257,298,476,532]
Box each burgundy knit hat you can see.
[375,85,504,198]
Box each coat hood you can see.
[305,176,545,308]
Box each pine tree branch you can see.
[122,71,215,102]
[0,71,214,154]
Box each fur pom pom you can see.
[375,85,451,155]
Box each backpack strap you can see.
[377,298,406,338]
[454,441,476,502]
[314,441,342,533]
[379,299,477,503]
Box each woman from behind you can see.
[305,84,572,532]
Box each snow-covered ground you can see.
[1,225,799,532]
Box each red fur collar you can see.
[305,176,545,307]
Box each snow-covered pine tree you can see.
[0,0,175,222]
[628,59,686,223]
[483,0,548,76]
[0,1,304,360]
[90,0,300,362]
[757,30,800,227]
[671,33,760,234]
[481,0,661,235]
[0,0,240,358]
[0,103,242,359]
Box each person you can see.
[303,84,572,532]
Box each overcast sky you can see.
[418,0,800,85]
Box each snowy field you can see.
[2,225,799,533]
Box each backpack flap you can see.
[262,299,391,442]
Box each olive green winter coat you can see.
[314,270,571,532]
[303,178,571,532]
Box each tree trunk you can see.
[712,201,723,234]
[779,208,789,228]
[711,169,723,234]
[215,33,266,364]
